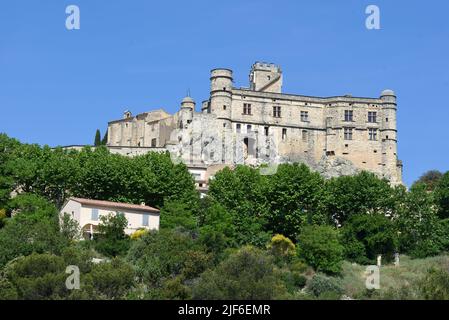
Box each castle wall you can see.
[106,63,402,185]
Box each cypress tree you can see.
[94,129,101,146]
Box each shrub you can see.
[130,229,148,240]
[0,216,67,268]
[297,225,344,274]
[0,208,6,228]
[306,274,344,298]
[192,246,288,300]
[82,258,135,300]
[292,273,307,288]
[268,234,296,258]
[0,253,68,300]
[127,229,201,286]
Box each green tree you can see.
[208,166,270,246]
[435,172,449,219]
[341,214,397,264]
[198,198,236,258]
[160,200,198,233]
[7,193,57,221]
[0,134,20,207]
[94,213,130,257]
[60,213,81,242]
[5,144,78,207]
[0,196,68,268]
[265,163,328,239]
[101,131,108,145]
[192,246,288,300]
[2,137,199,210]
[94,129,102,146]
[325,172,397,226]
[396,183,442,258]
[297,225,344,274]
[413,170,443,191]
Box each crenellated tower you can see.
[249,62,283,93]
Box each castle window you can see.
[368,111,377,123]
[243,103,252,115]
[264,126,269,136]
[369,128,378,141]
[267,75,271,80]
[344,110,353,122]
[344,128,353,140]
[151,138,157,147]
[273,106,281,118]
[386,117,389,122]
[302,130,308,142]
[247,125,252,133]
[300,111,309,122]
[223,105,227,110]
[282,128,287,140]
[223,123,226,128]
[236,123,241,133]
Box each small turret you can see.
[181,96,195,110]
[380,89,396,104]
[123,110,132,119]
[179,96,195,128]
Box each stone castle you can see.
[107,62,403,186]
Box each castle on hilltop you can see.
[106,62,403,187]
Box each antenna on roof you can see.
[187,88,191,97]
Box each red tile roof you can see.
[69,197,160,214]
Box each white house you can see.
[60,197,160,239]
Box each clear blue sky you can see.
[1,0,448,186]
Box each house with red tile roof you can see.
[60,197,160,239]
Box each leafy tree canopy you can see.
[297,225,344,275]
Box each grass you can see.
[339,254,449,299]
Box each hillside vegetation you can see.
[1,133,449,300]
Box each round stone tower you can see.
[179,96,195,128]
[209,68,233,125]
[380,89,401,184]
